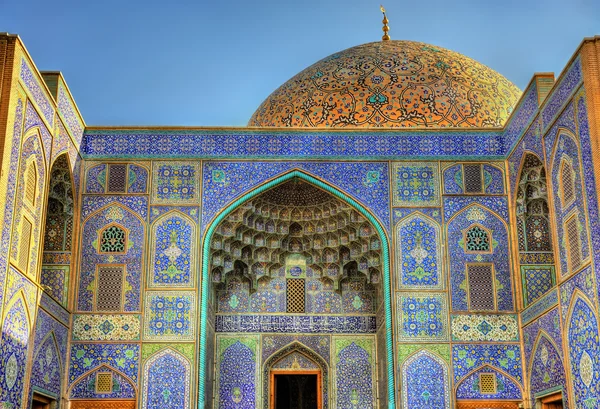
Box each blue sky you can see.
[1,0,599,126]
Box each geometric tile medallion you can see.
[143,291,196,341]
[72,314,141,341]
[450,314,518,342]
[392,162,440,207]
[396,292,449,341]
[151,161,201,204]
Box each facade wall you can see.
[1,33,600,409]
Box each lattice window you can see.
[560,160,575,207]
[479,373,497,394]
[467,264,495,311]
[286,278,305,313]
[107,164,127,193]
[465,225,491,253]
[96,266,124,311]
[99,225,126,253]
[18,218,33,273]
[25,161,37,206]
[95,372,113,393]
[565,215,581,272]
[464,164,482,193]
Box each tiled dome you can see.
[249,40,521,128]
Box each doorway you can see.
[271,371,321,409]
[540,392,564,409]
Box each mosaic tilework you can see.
[522,265,555,306]
[397,293,449,341]
[127,163,148,193]
[25,92,52,160]
[447,205,513,311]
[574,93,600,306]
[401,350,450,409]
[149,205,199,224]
[40,266,69,306]
[522,307,563,363]
[32,308,69,366]
[444,196,509,221]
[202,161,390,231]
[218,336,258,409]
[215,314,376,333]
[150,212,196,287]
[9,129,46,277]
[559,265,595,321]
[68,343,140,385]
[507,117,543,196]
[521,289,559,326]
[261,335,330,364]
[334,337,375,409]
[144,291,196,341]
[549,121,590,276]
[391,162,440,207]
[0,297,31,407]
[541,57,582,130]
[52,120,71,162]
[451,314,518,342]
[443,164,463,194]
[151,162,200,204]
[78,204,144,312]
[502,80,540,153]
[5,266,38,315]
[271,351,319,369]
[83,128,507,159]
[72,314,140,341]
[40,292,70,327]
[566,296,600,408]
[456,366,522,399]
[483,164,505,194]
[0,97,24,319]
[141,348,191,409]
[397,344,451,364]
[262,340,329,409]
[392,207,442,225]
[529,335,567,405]
[29,334,63,399]
[19,57,55,127]
[85,164,106,193]
[81,195,148,219]
[57,81,84,145]
[452,344,523,384]
[395,213,443,290]
[70,366,136,399]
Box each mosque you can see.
[0,9,599,409]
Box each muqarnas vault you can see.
[1,29,600,409]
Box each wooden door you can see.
[541,392,564,409]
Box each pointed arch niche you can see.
[515,152,556,307]
[41,154,75,307]
[200,170,395,408]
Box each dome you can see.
[249,40,522,128]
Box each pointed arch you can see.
[401,349,450,409]
[29,331,63,399]
[68,363,138,399]
[395,211,443,290]
[528,331,567,403]
[455,364,523,399]
[149,210,197,287]
[263,341,329,409]
[199,169,395,408]
[141,348,191,409]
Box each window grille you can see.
[467,264,495,311]
[286,278,305,313]
[479,373,496,394]
[465,225,491,253]
[96,372,113,393]
[565,216,581,271]
[100,226,126,253]
[464,164,482,193]
[18,218,33,273]
[107,164,127,193]
[96,266,124,311]
[561,161,575,206]
[25,162,37,206]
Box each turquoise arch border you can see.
[197,169,396,409]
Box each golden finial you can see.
[380,5,390,41]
